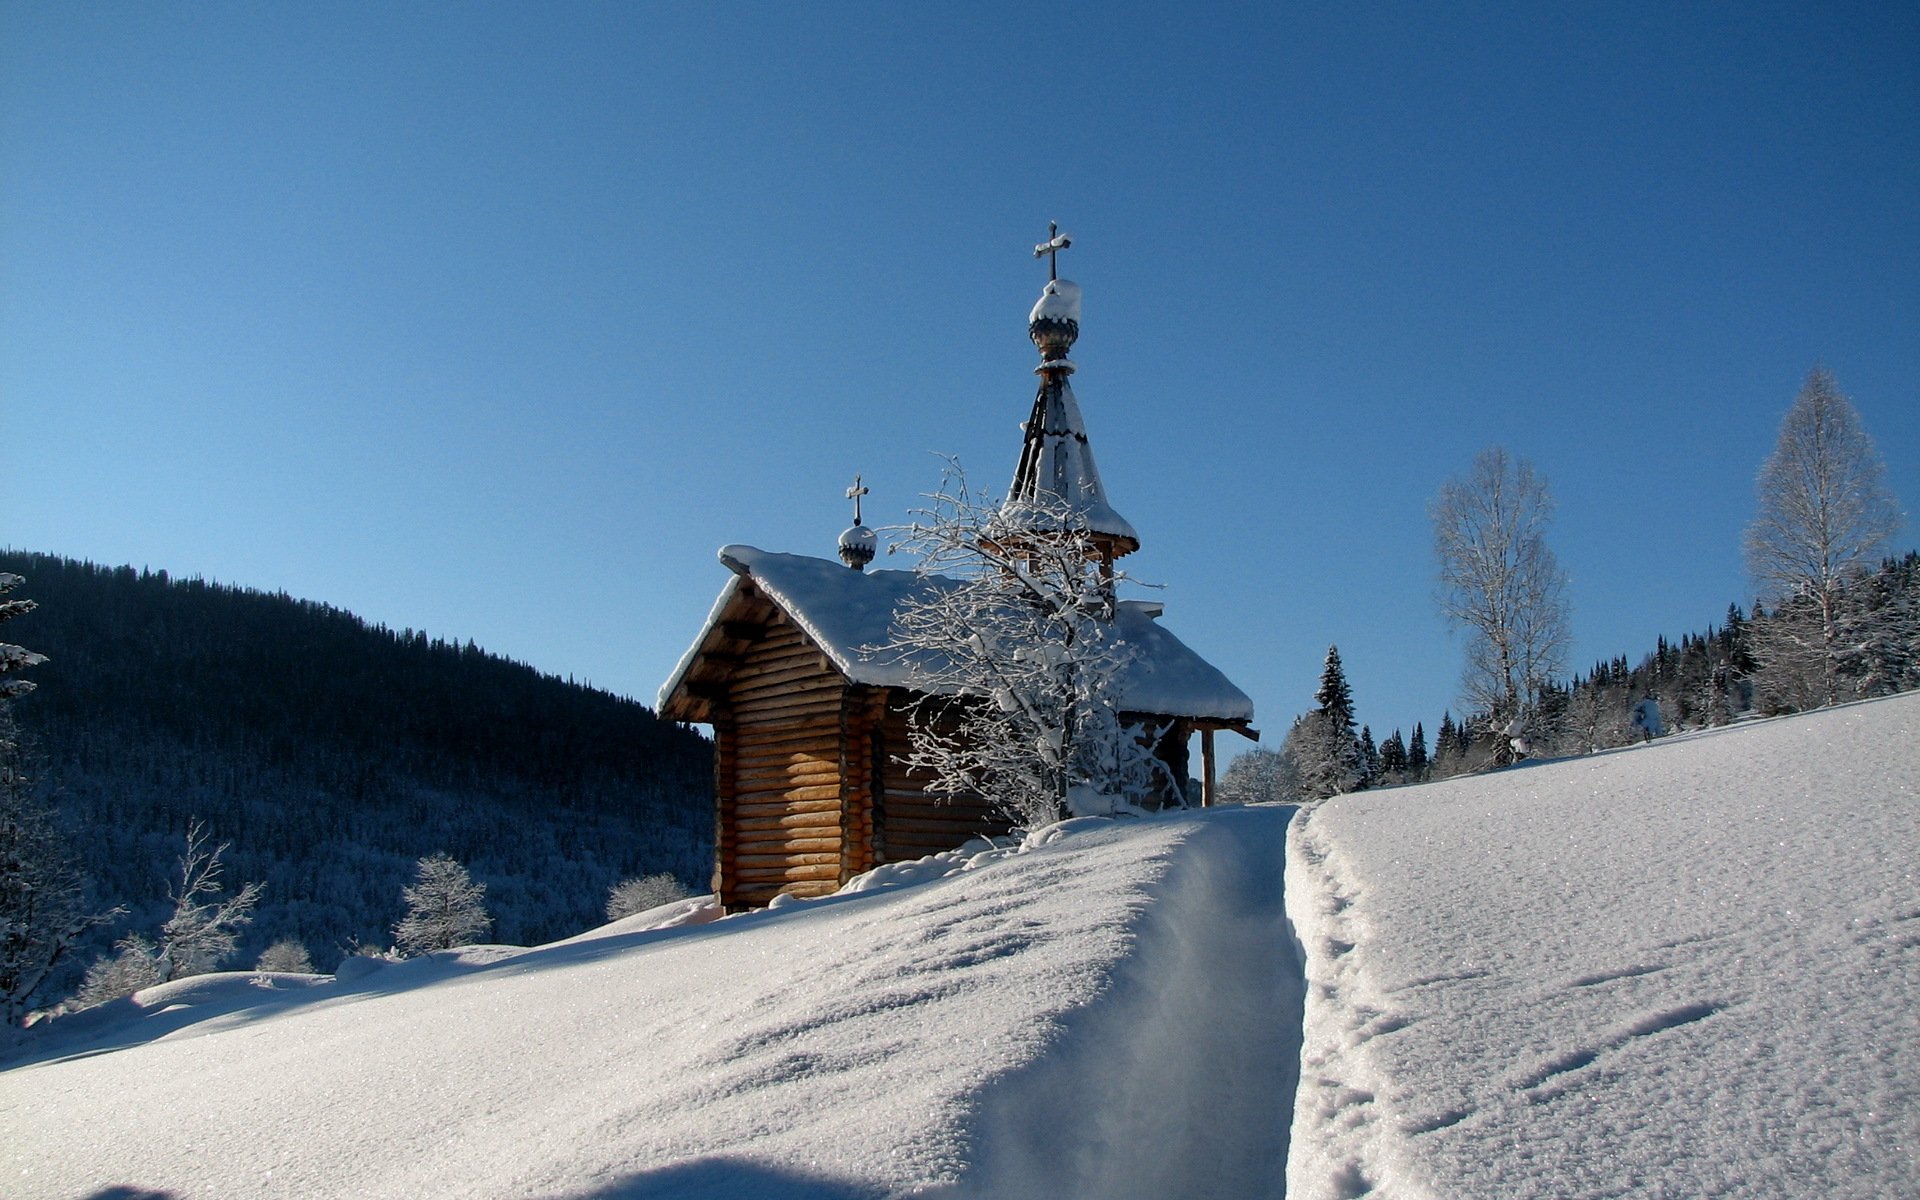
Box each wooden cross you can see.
[846,474,869,525]
[1033,221,1071,281]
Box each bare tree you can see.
[393,853,491,955]
[1743,368,1905,707]
[884,464,1169,830]
[1431,447,1572,758]
[1217,746,1299,806]
[156,822,264,982]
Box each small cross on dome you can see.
[1032,222,1071,281]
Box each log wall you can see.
[875,699,1010,861]
[716,620,849,909]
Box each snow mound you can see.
[1,809,1300,1199]
[1287,692,1920,1200]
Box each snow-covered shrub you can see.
[255,937,315,974]
[72,934,161,1008]
[605,873,690,921]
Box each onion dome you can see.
[837,523,877,571]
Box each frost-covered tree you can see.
[255,938,315,974]
[885,466,1170,829]
[1743,369,1905,707]
[1,578,113,1025]
[1431,447,1572,760]
[0,574,49,702]
[605,873,690,922]
[72,934,161,1008]
[2,709,114,1025]
[393,853,491,955]
[1217,746,1298,806]
[155,822,264,982]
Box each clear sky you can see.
[5,3,1916,759]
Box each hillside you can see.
[4,692,1912,1198]
[0,550,713,974]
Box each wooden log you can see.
[735,836,842,855]
[729,725,837,752]
[735,814,842,835]
[732,693,844,719]
[881,815,992,836]
[734,863,842,883]
[734,764,841,788]
[734,742,840,766]
[735,715,846,741]
[733,782,842,804]
[733,796,841,818]
[730,658,837,692]
[731,676,843,707]
[734,850,841,868]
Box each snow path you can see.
[3,808,1303,1199]
[1286,694,1920,1200]
[942,805,1302,1200]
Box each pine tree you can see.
[1315,646,1356,739]
[1377,729,1408,786]
[1356,726,1380,789]
[1407,723,1429,779]
[1,576,112,1024]
[1287,646,1363,799]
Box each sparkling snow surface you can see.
[3,810,1300,1200]
[7,696,1914,1199]
[1287,692,1920,1199]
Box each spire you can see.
[1002,226,1140,565]
[837,474,877,570]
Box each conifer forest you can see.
[0,550,712,989]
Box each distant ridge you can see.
[0,550,713,977]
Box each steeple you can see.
[1002,225,1140,567]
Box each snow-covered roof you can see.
[659,545,1252,723]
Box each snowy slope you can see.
[1287,693,1920,1199]
[7,696,1914,1199]
[2,809,1299,1200]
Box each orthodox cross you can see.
[846,474,869,525]
[1033,221,1072,281]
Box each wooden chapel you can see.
[658,235,1255,909]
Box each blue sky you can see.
[5,3,1916,757]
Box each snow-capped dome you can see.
[1029,278,1082,325]
[837,523,877,571]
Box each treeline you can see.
[1228,550,1920,802]
[0,550,713,986]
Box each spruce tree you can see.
[1315,646,1356,739]
[1408,722,1429,778]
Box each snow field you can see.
[3,808,1302,1199]
[1286,693,1920,1199]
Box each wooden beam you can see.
[1201,728,1216,808]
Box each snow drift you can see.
[1287,693,1919,1199]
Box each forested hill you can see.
[0,550,713,974]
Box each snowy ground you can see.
[5,695,1915,1199]
[2,809,1300,1200]
[1287,692,1919,1199]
